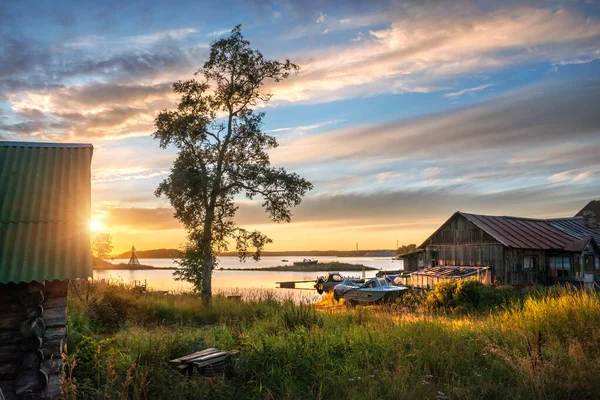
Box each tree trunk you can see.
[201,206,215,306]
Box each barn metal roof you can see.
[421,211,600,252]
[0,141,93,283]
[460,213,578,250]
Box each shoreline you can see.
[94,261,377,272]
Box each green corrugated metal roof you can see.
[0,141,93,283]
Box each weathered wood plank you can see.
[170,348,219,364]
[22,350,44,369]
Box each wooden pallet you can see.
[170,348,239,377]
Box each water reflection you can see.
[93,256,404,301]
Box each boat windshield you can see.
[361,278,390,288]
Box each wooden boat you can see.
[293,258,318,266]
[314,272,363,294]
[333,277,408,304]
[281,259,289,262]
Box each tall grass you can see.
[64,281,600,399]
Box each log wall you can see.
[0,280,68,400]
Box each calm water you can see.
[93,256,404,298]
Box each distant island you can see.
[92,257,176,270]
[220,262,377,272]
[112,248,398,259]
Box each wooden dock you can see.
[170,348,239,377]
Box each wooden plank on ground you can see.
[169,348,219,365]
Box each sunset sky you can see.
[1,0,600,253]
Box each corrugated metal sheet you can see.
[460,213,576,250]
[549,217,600,244]
[0,142,93,283]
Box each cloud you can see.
[444,83,494,98]
[269,4,600,103]
[271,79,600,165]
[207,28,232,38]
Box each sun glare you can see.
[89,220,105,232]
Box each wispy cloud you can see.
[444,83,494,98]
[206,28,232,38]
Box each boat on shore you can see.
[314,272,364,294]
[333,277,408,304]
[281,259,289,262]
[293,258,318,266]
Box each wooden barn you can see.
[402,209,600,287]
[0,142,93,399]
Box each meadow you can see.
[63,280,600,399]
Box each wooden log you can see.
[42,327,66,342]
[41,359,63,376]
[41,339,63,359]
[0,313,27,331]
[41,308,67,328]
[0,330,21,344]
[22,350,44,369]
[26,282,45,294]
[0,344,21,363]
[14,369,48,397]
[24,305,43,319]
[0,380,14,394]
[18,291,44,307]
[21,337,42,352]
[0,364,18,380]
[44,373,61,399]
[42,297,67,309]
[42,281,68,299]
[20,318,45,338]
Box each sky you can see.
[1,0,600,254]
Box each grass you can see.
[64,280,600,399]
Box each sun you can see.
[89,220,106,232]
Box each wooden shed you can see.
[0,142,93,399]
[416,211,600,286]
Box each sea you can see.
[93,255,404,301]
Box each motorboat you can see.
[293,258,318,266]
[314,272,363,294]
[333,277,408,304]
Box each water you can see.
[93,255,404,297]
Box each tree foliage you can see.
[92,233,114,261]
[154,25,313,303]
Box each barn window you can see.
[523,256,538,270]
[549,256,571,278]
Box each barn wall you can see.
[422,213,505,281]
[502,249,547,285]
[0,280,68,400]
